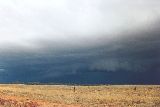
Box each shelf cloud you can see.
[0,0,160,84]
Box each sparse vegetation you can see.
[0,84,159,107]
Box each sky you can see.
[0,0,160,84]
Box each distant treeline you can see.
[2,82,111,86]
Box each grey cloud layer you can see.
[0,0,160,50]
[0,0,160,83]
[0,24,159,81]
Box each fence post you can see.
[73,85,76,92]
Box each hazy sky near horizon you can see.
[0,0,160,84]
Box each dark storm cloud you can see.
[90,24,160,72]
[0,24,159,84]
[0,0,160,84]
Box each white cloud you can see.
[0,0,160,50]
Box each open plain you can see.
[0,85,159,107]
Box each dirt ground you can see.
[0,85,159,107]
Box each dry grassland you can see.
[0,84,159,107]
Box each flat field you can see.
[0,84,159,107]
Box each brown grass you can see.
[0,84,159,107]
